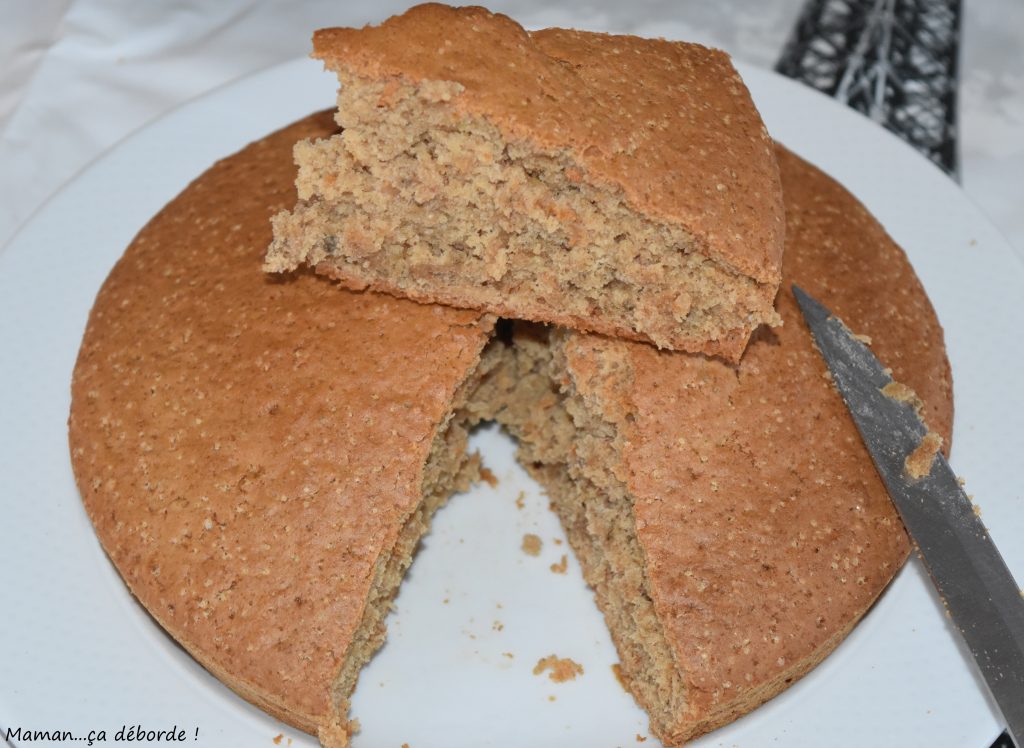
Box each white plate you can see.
[1,55,1022,748]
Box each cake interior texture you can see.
[266,74,780,359]
[327,322,685,742]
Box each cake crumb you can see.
[402,744,410,748]
[533,654,584,682]
[554,538,563,545]
[548,695,557,702]
[522,533,542,556]
[273,735,283,746]
[550,554,568,574]
[515,491,525,509]
[851,333,872,345]
[493,620,504,632]
[479,467,498,487]
[502,651,515,659]
[636,735,648,743]
[611,663,628,691]
[881,381,924,414]
[905,431,943,479]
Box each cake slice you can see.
[265,4,786,362]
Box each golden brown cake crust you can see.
[311,3,785,287]
[68,111,491,734]
[562,144,953,742]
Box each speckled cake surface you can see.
[311,4,785,286]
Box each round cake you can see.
[69,113,952,746]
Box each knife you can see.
[793,285,1024,746]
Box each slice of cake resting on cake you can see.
[70,111,951,748]
[264,4,785,362]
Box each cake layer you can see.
[265,4,786,361]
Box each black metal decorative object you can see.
[991,730,1018,748]
[776,0,962,179]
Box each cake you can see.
[264,4,785,361]
[69,112,951,745]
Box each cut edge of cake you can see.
[313,323,696,745]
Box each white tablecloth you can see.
[1,0,1022,259]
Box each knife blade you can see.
[792,285,1024,746]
